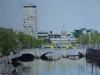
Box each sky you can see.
[0,0,100,33]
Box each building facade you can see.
[23,4,37,37]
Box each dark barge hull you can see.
[86,57,100,67]
[86,48,100,60]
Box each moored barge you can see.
[86,48,100,60]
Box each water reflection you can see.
[17,58,100,75]
[86,58,100,67]
[86,58,100,75]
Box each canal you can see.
[1,49,100,75]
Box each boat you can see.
[86,48,100,60]
[86,57,100,67]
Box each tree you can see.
[0,28,17,55]
[0,27,54,55]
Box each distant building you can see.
[37,31,61,39]
[23,4,37,37]
[37,32,49,39]
[37,31,76,44]
[50,32,76,45]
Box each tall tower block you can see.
[23,4,37,37]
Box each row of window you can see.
[24,25,33,28]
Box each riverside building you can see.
[23,4,37,37]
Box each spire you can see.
[61,24,67,36]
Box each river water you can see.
[1,49,100,75]
[17,58,100,75]
[18,58,100,75]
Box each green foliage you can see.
[17,32,33,48]
[76,34,89,44]
[76,31,100,45]
[32,39,43,48]
[0,28,17,55]
[0,27,44,55]
[17,32,44,48]
[43,38,51,44]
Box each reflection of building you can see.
[23,4,37,37]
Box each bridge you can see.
[14,49,59,58]
[2,48,86,61]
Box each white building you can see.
[23,4,37,37]
[50,33,76,45]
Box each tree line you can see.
[75,29,100,45]
[0,27,47,56]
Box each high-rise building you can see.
[23,4,37,37]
